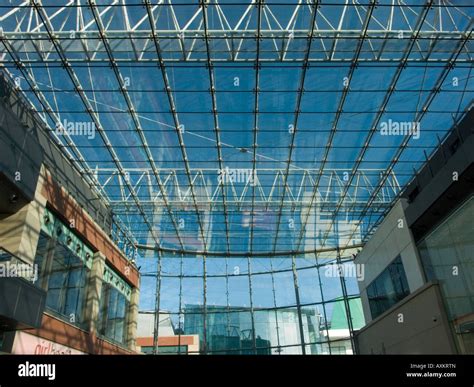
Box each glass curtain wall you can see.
[418,195,474,354]
[3,0,471,356]
[140,252,364,355]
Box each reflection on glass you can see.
[366,256,409,319]
[418,196,474,354]
[35,232,89,328]
[146,256,365,355]
[98,283,129,345]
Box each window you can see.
[44,244,89,326]
[98,282,130,345]
[366,256,410,319]
[35,211,92,329]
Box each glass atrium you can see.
[0,0,472,354]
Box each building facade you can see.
[0,74,140,355]
[355,109,474,354]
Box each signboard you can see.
[11,332,86,355]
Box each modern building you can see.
[136,311,200,354]
[182,305,320,355]
[355,110,473,354]
[0,0,472,356]
[0,74,140,354]
[135,298,364,355]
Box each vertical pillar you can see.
[0,178,47,266]
[84,251,106,336]
[127,286,140,352]
[153,250,162,355]
[336,248,355,354]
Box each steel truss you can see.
[1,1,471,356]
[0,0,472,63]
[92,167,401,207]
[0,0,471,255]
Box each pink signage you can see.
[12,332,86,355]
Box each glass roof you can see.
[1,0,473,257]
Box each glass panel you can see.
[98,283,130,345]
[418,196,474,354]
[298,267,322,304]
[275,307,301,348]
[366,256,410,319]
[38,241,89,328]
[6,0,470,356]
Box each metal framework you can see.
[0,0,471,63]
[1,0,472,356]
[0,0,472,255]
[93,168,400,205]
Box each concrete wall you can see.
[0,170,47,265]
[355,199,425,323]
[355,282,457,354]
[127,287,140,352]
[84,252,106,335]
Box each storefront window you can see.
[44,244,88,325]
[98,275,130,345]
[34,211,92,329]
